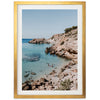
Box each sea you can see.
[22,39,68,83]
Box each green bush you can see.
[64,28,72,33]
[64,26,77,33]
[72,26,77,29]
[57,79,72,90]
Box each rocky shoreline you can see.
[28,38,50,44]
[22,26,78,90]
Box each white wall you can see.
[0,0,100,100]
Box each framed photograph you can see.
[14,1,86,98]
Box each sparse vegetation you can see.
[60,41,64,45]
[72,26,77,29]
[64,28,72,33]
[57,79,72,90]
[64,26,77,33]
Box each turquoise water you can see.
[22,39,68,83]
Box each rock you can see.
[72,59,78,64]
[64,64,71,69]
[60,68,65,73]
[49,70,56,75]
[72,49,77,54]
[23,85,29,90]
[45,47,49,54]
[68,49,77,54]
[24,80,30,84]
[72,69,77,73]
[32,86,36,90]
[51,77,59,84]
[45,46,56,54]
[71,82,77,90]
[28,38,49,44]
[31,80,40,86]
[58,73,64,79]
[36,82,41,86]
[31,72,36,75]
[45,81,52,86]
[24,73,29,77]
[50,51,55,55]
[39,86,45,90]
[63,71,69,76]
[22,83,27,89]
[40,78,49,82]
[69,61,76,65]
[44,40,50,44]
[56,51,64,57]
[31,82,36,86]
[46,75,52,80]
[46,86,53,90]
[45,82,49,86]
[28,40,34,43]
[64,51,74,59]
[30,80,34,82]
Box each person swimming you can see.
[46,63,55,67]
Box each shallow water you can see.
[22,39,68,83]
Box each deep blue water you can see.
[22,39,68,83]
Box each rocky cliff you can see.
[45,27,77,61]
[29,26,78,61]
[24,26,78,90]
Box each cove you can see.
[22,39,68,83]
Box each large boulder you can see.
[64,51,74,59]
[22,84,32,90]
